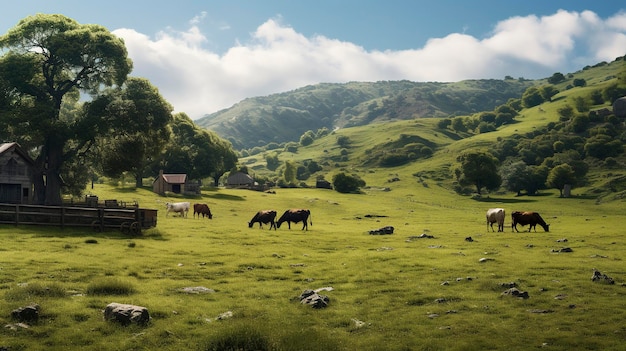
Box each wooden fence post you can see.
[98,208,104,232]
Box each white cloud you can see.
[113,10,626,119]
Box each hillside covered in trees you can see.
[196,79,535,150]
[233,56,626,201]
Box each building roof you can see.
[161,174,187,184]
[0,142,35,165]
[227,172,254,184]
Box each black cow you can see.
[193,203,213,219]
[511,211,549,232]
[276,209,312,231]
[248,210,277,230]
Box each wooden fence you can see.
[0,203,158,235]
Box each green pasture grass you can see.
[0,183,625,350]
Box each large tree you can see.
[0,14,132,204]
[500,161,530,196]
[455,151,502,195]
[156,113,238,186]
[546,163,576,197]
[95,77,173,187]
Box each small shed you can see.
[0,142,35,204]
[226,172,254,188]
[153,170,187,195]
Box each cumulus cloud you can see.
[113,10,626,119]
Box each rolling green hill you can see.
[196,58,624,152]
[238,57,626,201]
[196,79,535,149]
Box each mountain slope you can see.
[240,57,626,201]
[195,79,534,149]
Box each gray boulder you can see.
[299,289,330,309]
[591,269,615,284]
[11,304,40,323]
[103,303,150,326]
[369,226,394,235]
[501,288,529,299]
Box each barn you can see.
[0,142,34,204]
[226,172,255,188]
[153,170,188,195]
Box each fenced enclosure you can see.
[0,201,157,235]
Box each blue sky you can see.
[2,1,626,118]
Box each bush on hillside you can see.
[332,172,365,193]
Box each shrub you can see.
[201,325,270,351]
[5,282,66,301]
[332,172,365,193]
[86,278,136,295]
[379,153,409,167]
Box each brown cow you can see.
[276,209,312,231]
[193,203,213,219]
[248,210,277,230]
[511,211,549,232]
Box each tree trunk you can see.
[135,173,143,188]
[32,166,46,205]
[44,138,64,205]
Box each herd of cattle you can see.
[486,208,550,232]
[164,202,312,230]
[165,202,547,233]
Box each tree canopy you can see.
[96,77,173,187]
[0,14,133,204]
[455,151,502,195]
[157,113,238,186]
[332,172,366,193]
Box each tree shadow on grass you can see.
[110,187,140,193]
[473,197,537,204]
[204,193,246,201]
[21,226,166,240]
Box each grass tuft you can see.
[201,323,270,351]
[5,282,66,301]
[86,278,136,296]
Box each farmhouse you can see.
[0,142,34,204]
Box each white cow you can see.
[486,208,505,232]
[165,202,190,218]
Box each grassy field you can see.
[1,59,625,350]
[1,179,625,350]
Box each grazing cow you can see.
[276,209,312,231]
[193,203,213,219]
[165,202,190,218]
[511,211,550,232]
[486,208,506,232]
[248,210,277,230]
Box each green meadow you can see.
[0,178,625,350]
[1,59,625,350]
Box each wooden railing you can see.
[0,203,157,235]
